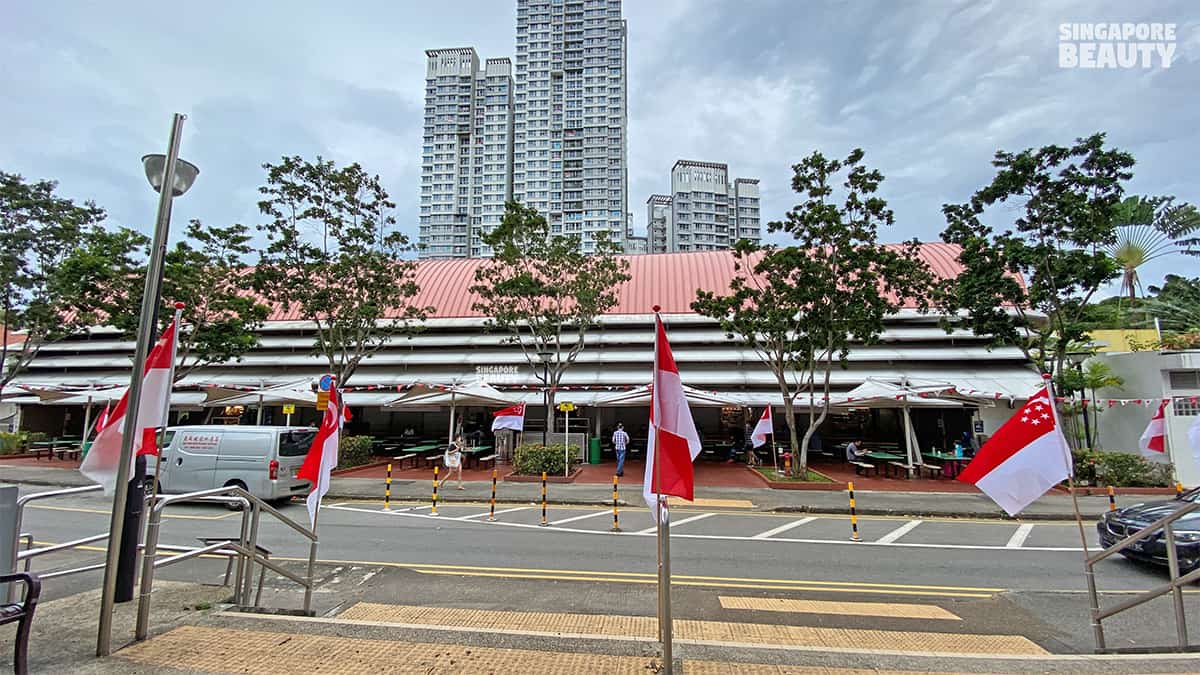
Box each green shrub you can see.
[1068,449,1173,487]
[338,436,374,469]
[0,432,27,455]
[513,443,580,476]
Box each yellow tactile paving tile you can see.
[338,603,1046,655]
[718,596,962,621]
[684,664,954,675]
[119,625,658,674]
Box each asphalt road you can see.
[12,487,1198,658]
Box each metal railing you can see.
[1086,499,1200,653]
[8,485,105,602]
[135,485,319,641]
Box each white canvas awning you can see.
[201,379,317,407]
[593,384,743,408]
[385,378,516,445]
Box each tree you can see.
[940,133,1133,379]
[69,220,272,382]
[1105,196,1200,301]
[1058,358,1124,449]
[470,201,631,435]
[0,171,105,390]
[253,156,429,385]
[695,150,932,476]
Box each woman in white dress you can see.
[441,438,465,490]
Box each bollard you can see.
[1107,485,1116,512]
[488,468,497,522]
[612,474,620,532]
[432,466,439,517]
[540,471,548,526]
[1177,482,1184,496]
[383,462,393,511]
[783,452,792,477]
[848,481,860,542]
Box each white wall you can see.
[1093,351,1200,485]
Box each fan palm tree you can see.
[1105,196,1200,300]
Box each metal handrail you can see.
[1086,499,1199,652]
[135,485,318,641]
[8,485,105,602]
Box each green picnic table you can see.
[923,452,969,478]
[866,451,912,479]
[461,445,494,469]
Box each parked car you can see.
[148,425,317,505]
[1096,487,1200,573]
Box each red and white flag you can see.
[751,407,773,448]
[92,401,112,436]
[643,313,701,516]
[491,403,526,432]
[79,316,180,494]
[957,385,1072,516]
[297,384,341,529]
[1139,399,1169,463]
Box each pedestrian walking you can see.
[442,439,465,490]
[612,423,630,477]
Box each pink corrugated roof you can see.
[258,243,970,320]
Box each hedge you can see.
[339,436,374,469]
[1072,449,1175,487]
[513,443,580,476]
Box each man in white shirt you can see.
[612,423,630,477]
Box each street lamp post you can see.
[96,113,199,657]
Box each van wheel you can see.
[223,480,248,510]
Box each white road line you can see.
[750,517,817,540]
[635,512,715,535]
[1006,523,1035,548]
[876,519,923,544]
[550,510,613,526]
[458,507,530,521]
[319,505,1087,552]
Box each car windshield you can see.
[1185,488,1200,503]
[279,430,317,457]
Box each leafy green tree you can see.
[940,133,1133,379]
[471,201,631,434]
[0,172,105,389]
[71,220,272,382]
[695,150,932,476]
[1105,195,1200,301]
[1142,274,1200,333]
[253,156,429,385]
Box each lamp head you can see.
[142,154,200,196]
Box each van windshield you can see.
[279,430,318,457]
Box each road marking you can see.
[27,503,236,520]
[634,512,714,535]
[549,510,612,526]
[669,497,754,509]
[457,506,529,520]
[876,519,923,544]
[320,504,1090,552]
[750,517,816,540]
[717,595,961,620]
[1006,523,1035,548]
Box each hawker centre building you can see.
[8,245,1041,454]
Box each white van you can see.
[150,425,317,504]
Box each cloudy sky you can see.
[3,1,1197,291]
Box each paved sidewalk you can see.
[0,462,1128,520]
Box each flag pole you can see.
[652,307,673,674]
[1045,373,1102,642]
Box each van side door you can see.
[169,431,221,492]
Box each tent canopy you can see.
[202,379,317,407]
[594,383,742,408]
[384,378,514,408]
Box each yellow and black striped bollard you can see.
[1177,482,1184,496]
[848,481,860,541]
[612,474,620,532]
[540,471,548,526]
[1107,485,1116,512]
[432,466,439,516]
[383,462,393,511]
[488,468,498,521]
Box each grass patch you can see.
[755,468,835,483]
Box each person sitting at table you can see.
[845,439,869,462]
